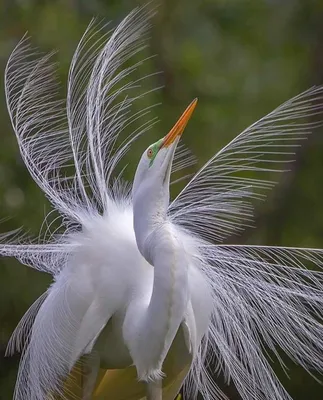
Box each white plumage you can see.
[9,203,210,399]
[3,5,323,400]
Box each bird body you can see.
[36,201,210,399]
[4,5,323,400]
[59,202,211,369]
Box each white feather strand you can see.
[3,6,323,400]
[169,86,323,242]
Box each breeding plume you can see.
[3,6,323,400]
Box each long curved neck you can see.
[140,224,189,380]
[133,180,169,259]
[129,187,189,381]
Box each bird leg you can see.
[82,352,100,400]
[146,379,162,400]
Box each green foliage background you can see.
[1,0,323,399]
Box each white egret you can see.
[3,5,323,400]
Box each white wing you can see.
[169,87,323,242]
[13,267,114,400]
[5,6,156,224]
[4,39,76,219]
[2,6,161,276]
[190,244,323,400]
[0,229,74,274]
[5,292,47,356]
[65,9,157,212]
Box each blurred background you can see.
[1,0,323,399]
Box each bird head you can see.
[132,99,197,258]
[133,98,197,200]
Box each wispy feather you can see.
[169,87,323,241]
[2,5,323,400]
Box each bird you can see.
[3,4,323,400]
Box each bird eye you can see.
[147,148,153,158]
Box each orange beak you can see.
[161,98,198,148]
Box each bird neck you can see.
[131,223,189,381]
[131,186,189,380]
[133,180,169,261]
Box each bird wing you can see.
[5,7,155,221]
[168,87,323,242]
[186,243,323,400]
[13,269,115,400]
[69,300,109,370]
[6,291,47,356]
